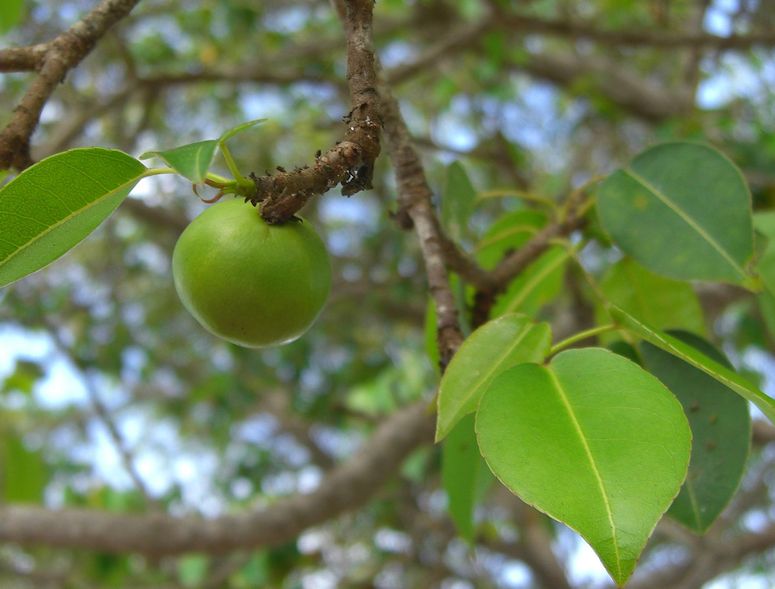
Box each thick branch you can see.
[0,0,142,170]
[0,400,434,555]
[248,0,381,224]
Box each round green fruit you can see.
[172,198,332,348]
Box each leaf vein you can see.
[504,250,567,313]
[547,369,622,579]
[446,324,534,427]
[0,177,141,269]
[621,167,745,280]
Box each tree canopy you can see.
[2,0,775,587]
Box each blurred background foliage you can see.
[2,0,775,586]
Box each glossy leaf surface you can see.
[0,148,146,287]
[436,314,551,441]
[476,348,691,585]
[641,332,750,533]
[140,119,264,183]
[141,140,217,183]
[491,246,568,317]
[597,142,754,285]
[611,305,775,424]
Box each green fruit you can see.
[172,198,331,347]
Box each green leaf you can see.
[757,247,775,296]
[476,348,691,586]
[759,292,775,339]
[141,140,218,183]
[491,246,568,317]
[597,257,706,341]
[641,332,750,533]
[441,415,493,541]
[753,211,775,296]
[475,210,545,269]
[754,211,775,240]
[1,433,47,504]
[436,314,551,441]
[218,118,266,144]
[0,148,146,288]
[442,162,476,240]
[140,119,264,184]
[0,0,23,33]
[610,305,775,424]
[597,142,754,285]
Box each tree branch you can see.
[471,188,588,327]
[378,81,464,367]
[0,44,49,72]
[0,400,434,556]
[246,0,381,224]
[0,0,142,170]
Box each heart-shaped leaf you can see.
[597,142,754,285]
[641,332,750,533]
[436,314,551,441]
[0,148,146,287]
[476,348,691,586]
[610,305,775,424]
